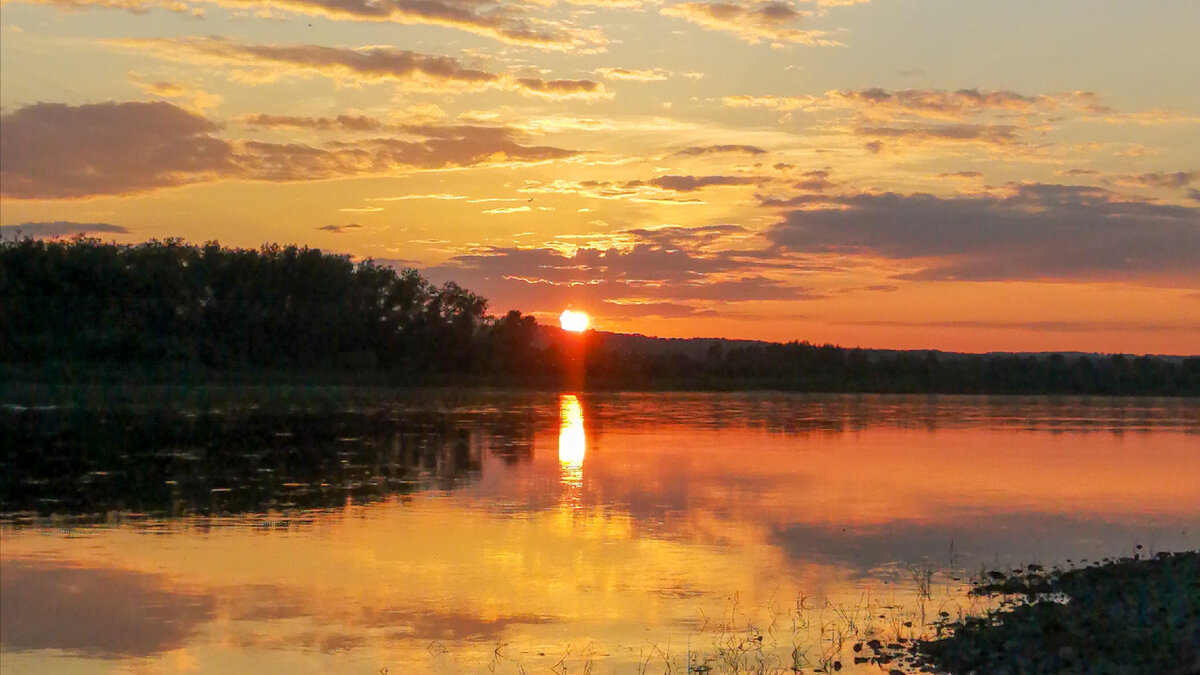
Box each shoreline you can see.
[5,368,1200,399]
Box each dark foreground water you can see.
[1,392,1197,674]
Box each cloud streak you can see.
[240,113,385,131]
[673,144,767,156]
[18,0,607,51]
[855,123,1023,147]
[0,221,131,238]
[316,223,361,233]
[516,174,764,204]
[723,88,1129,153]
[661,1,839,45]
[595,67,671,81]
[637,175,762,191]
[724,88,1106,119]
[1110,171,1198,190]
[110,38,610,100]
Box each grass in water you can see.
[873,550,1200,674]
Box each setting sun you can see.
[559,310,590,333]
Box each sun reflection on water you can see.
[558,395,586,497]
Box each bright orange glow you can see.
[557,394,586,507]
[559,310,589,333]
[557,394,586,469]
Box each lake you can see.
[1,391,1197,674]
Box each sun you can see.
[559,309,589,333]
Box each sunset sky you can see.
[1,0,1197,353]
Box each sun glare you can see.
[558,394,586,468]
[559,310,589,333]
[558,394,586,502]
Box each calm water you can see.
[1,392,1198,674]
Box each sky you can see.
[1,0,1198,354]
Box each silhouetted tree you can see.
[0,237,541,378]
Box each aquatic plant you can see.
[876,550,1200,674]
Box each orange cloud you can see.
[516,174,765,204]
[243,127,579,178]
[791,168,838,191]
[1110,171,1197,190]
[240,113,386,131]
[722,88,1126,154]
[634,174,762,191]
[129,77,223,113]
[109,38,610,100]
[594,67,671,81]
[660,1,839,45]
[1088,109,1200,126]
[4,0,188,11]
[14,0,608,51]
[673,144,767,156]
[511,77,610,100]
[855,123,1023,147]
[724,88,1107,120]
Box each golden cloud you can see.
[723,88,1107,120]
[595,67,672,81]
[661,1,839,46]
[13,0,608,51]
[109,38,611,100]
[129,76,223,113]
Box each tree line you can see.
[2,237,1196,395]
[581,339,1200,396]
[0,237,548,380]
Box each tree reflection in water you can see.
[0,403,537,521]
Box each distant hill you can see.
[537,326,1195,363]
[546,328,769,359]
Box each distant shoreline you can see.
[3,366,1199,401]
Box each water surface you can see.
[2,393,1197,674]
